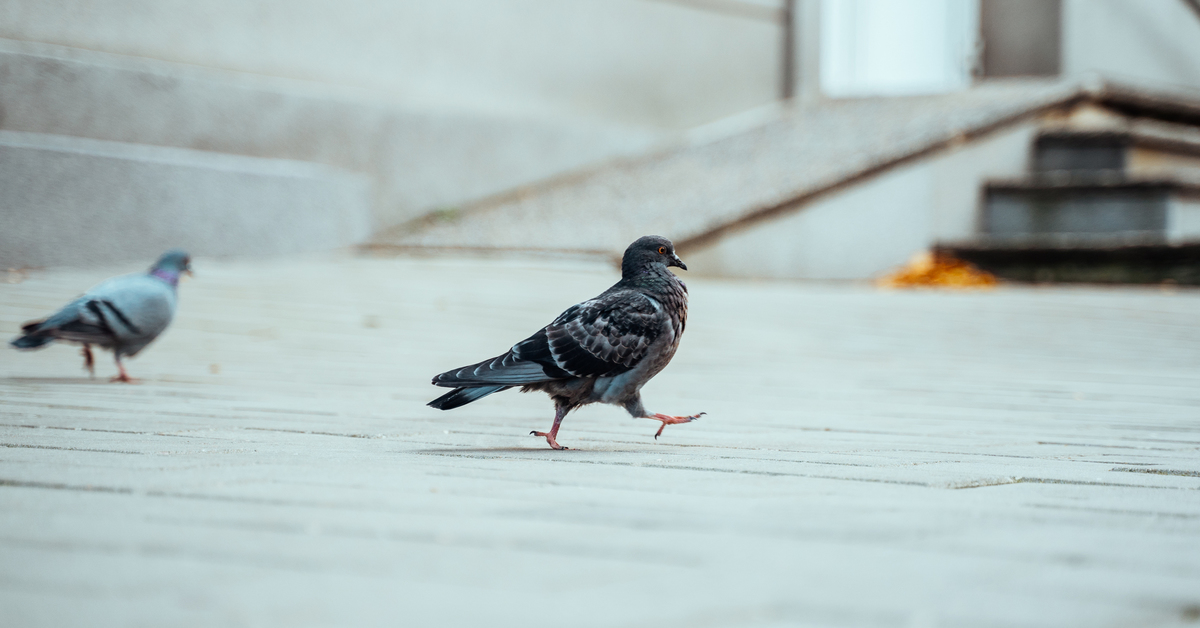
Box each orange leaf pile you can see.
[876,251,998,289]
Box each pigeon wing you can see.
[516,289,664,378]
[17,296,113,347]
[431,290,665,387]
[23,274,176,351]
[85,275,176,354]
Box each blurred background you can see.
[2,0,1200,283]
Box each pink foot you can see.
[110,360,139,384]
[649,412,704,440]
[530,431,568,450]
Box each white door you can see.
[820,0,978,97]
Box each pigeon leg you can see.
[81,344,95,378]
[648,412,704,440]
[110,355,139,384]
[531,405,569,450]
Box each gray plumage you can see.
[429,236,702,449]
[11,249,191,381]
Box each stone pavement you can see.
[1,254,1198,627]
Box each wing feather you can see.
[431,289,667,388]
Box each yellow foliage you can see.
[877,251,998,289]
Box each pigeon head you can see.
[151,249,193,276]
[621,236,686,276]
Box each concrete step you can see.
[0,130,370,268]
[941,242,1200,284]
[0,38,662,237]
[1033,124,1200,176]
[1033,132,1128,173]
[982,178,1200,245]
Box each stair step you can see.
[0,131,370,268]
[0,38,662,236]
[982,179,1200,245]
[1032,127,1200,176]
[1034,132,1127,173]
[940,242,1200,284]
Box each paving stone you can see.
[1,254,1198,627]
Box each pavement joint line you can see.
[705,455,874,468]
[0,535,347,575]
[0,402,112,412]
[997,477,1198,490]
[1111,467,1200,477]
[405,465,1200,491]
[0,422,196,438]
[0,400,253,421]
[1027,503,1200,519]
[1116,437,1200,446]
[415,451,934,486]
[0,442,144,455]
[1038,441,1180,451]
[0,478,367,509]
[231,407,341,417]
[242,427,385,439]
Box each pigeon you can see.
[428,235,702,449]
[10,249,192,382]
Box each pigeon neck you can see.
[150,269,180,287]
[620,262,674,288]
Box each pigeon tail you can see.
[428,385,509,410]
[432,350,562,387]
[11,319,54,349]
[10,333,53,350]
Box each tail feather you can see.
[12,318,53,349]
[432,351,557,387]
[428,385,509,410]
[11,333,53,350]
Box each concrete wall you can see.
[0,0,781,130]
[814,0,1200,98]
[0,130,371,268]
[685,120,1039,280]
[1063,0,1200,92]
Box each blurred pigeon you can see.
[10,250,192,382]
[429,236,702,449]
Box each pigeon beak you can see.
[670,254,687,271]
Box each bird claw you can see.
[649,412,704,440]
[530,430,568,450]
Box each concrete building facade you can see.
[2,0,1200,271]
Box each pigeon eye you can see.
[657,247,666,254]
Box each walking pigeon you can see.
[10,249,192,382]
[428,235,702,449]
